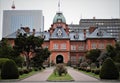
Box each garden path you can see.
[68,67,99,82]
[21,67,53,82]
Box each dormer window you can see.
[57,29,62,37]
[97,30,103,36]
[74,33,79,39]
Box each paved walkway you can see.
[20,67,99,82]
[68,67,99,82]
[21,67,53,82]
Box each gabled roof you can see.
[87,28,114,39]
[4,28,27,39]
[51,27,69,39]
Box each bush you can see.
[115,63,120,72]
[0,58,9,69]
[94,69,100,75]
[54,63,67,76]
[80,62,88,69]
[85,67,91,72]
[90,63,96,69]
[1,59,19,79]
[91,69,95,73]
[34,68,39,71]
[23,69,29,74]
[100,58,119,79]
[19,70,24,75]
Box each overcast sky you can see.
[0,0,120,39]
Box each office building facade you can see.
[2,10,44,37]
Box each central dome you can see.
[53,12,66,23]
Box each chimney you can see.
[89,26,96,33]
[93,16,96,19]
[22,27,30,33]
[83,29,86,39]
[32,29,35,35]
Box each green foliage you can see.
[100,58,119,79]
[115,63,120,72]
[0,39,23,67]
[86,49,101,62]
[106,45,116,59]
[1,59,19,79]
[0,39,14,58]
[80,62,88,69]
[13,56,24,67]
[31,48,50,68]
[114,42,120,63]
[54,63,67,76]
[14,34,44,69]
[0,58,9,69]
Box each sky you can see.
[0,0,120,40]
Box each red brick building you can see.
[4,12,116,65]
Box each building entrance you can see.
[56,55,63,64]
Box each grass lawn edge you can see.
[47,72,74,82]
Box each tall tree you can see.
[0,39,14,58]
[114,42,120,63]
[0,39,24,67]
[31,48,50,68]
[106,45,116,59]
[14,33,44,69]
[86,49,101,62]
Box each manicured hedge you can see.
[100,58,119,79]
[0,58,9,69]
[1,59,19,79]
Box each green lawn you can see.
[78,70,100,79]
[47,72,74,81]
[19,70,41,80]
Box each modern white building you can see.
[2,10,44,37]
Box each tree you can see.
[86,49,101,62]
[0,39,23,67]
[106,45,116,59]
[14,33,44,69]
[114,42,120,63]
[31,48,50,68]
[0,39,14,58]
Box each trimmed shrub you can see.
[23,69,29,74]
[0,58,9,69]
[100,58,119,79]
[90,63,96,69]
[54,63,67,76]
[34,68,39,71]
[1,59,19,79]
[19,70,24,75]
[91,69,95,73]
[94,69,100,75]
[115,63,120,72]
[80,62,88,69]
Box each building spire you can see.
[11,0,15,9]
[58,0,61,12]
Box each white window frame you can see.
[91,43,96,49]
[60,43,66,49]
[53,44,58,49]
[71,45,76,50]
